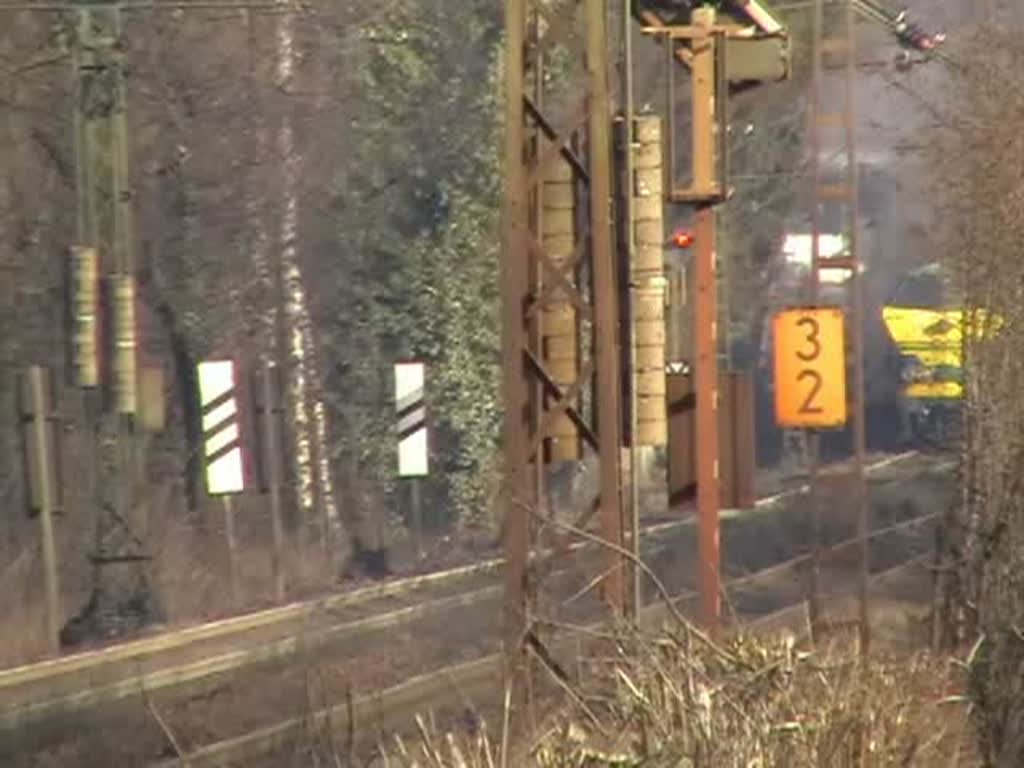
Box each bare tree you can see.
[930,22,1024,765]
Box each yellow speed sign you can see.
[773,308,847,428]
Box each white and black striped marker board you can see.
[198,360,246,495]
[394,362,428,477]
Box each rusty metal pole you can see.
[807,0,825,643]
[691,9,720,631]
[586,0,626,614]
[694,206,719,628]
[808,0,867,652]
[621,0,641,617]
[843,0,870,657]
[529,7,547,538]
[501,0,531,663]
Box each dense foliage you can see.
[317,1,503,540]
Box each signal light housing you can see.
[630,115,668,448]
[541,156,581,462]
[671,230,694,249]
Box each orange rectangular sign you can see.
[773,307,847,428]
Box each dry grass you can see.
[150,504,339,625]
[375,624,975,768]
[357,468,970,767]
[0,548,49,668]
[369,519,972,768]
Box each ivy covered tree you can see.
[312,0,504,559]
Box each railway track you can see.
[153,538,940,767]
[0,450,953,764]
[0,453,917,676]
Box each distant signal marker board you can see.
[773,307,847,429]
[394,362,428,477]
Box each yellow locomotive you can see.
[880,262,977,447]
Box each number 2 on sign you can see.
[798,369,823,414]
[772,308,847,428]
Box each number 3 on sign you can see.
[772,308,847,428]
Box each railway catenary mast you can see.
[68,3,158,643]
[499,0,791,721]
[500,0,628,684]
[804,0,870,650]
[796,0,948,649]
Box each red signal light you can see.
[671,230,694,248]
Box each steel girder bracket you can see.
[635,0,791,86]
[638,1,790,205]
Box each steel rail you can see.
[0,559,506,691]
[151,552,933,767]
[0,586,504,731]
[152,655,504,768]
[638,508,939,632]
[0,450,932,695]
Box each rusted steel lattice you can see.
[500,0,627,671]
[806,0,870,653]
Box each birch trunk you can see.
[275,7,339,551]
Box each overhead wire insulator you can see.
[631,115,668,447]
[856,1,946,52]
[541,155,581,462]
[112,273,138,416]
[70,245,100,388]
[894,15,945,51]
